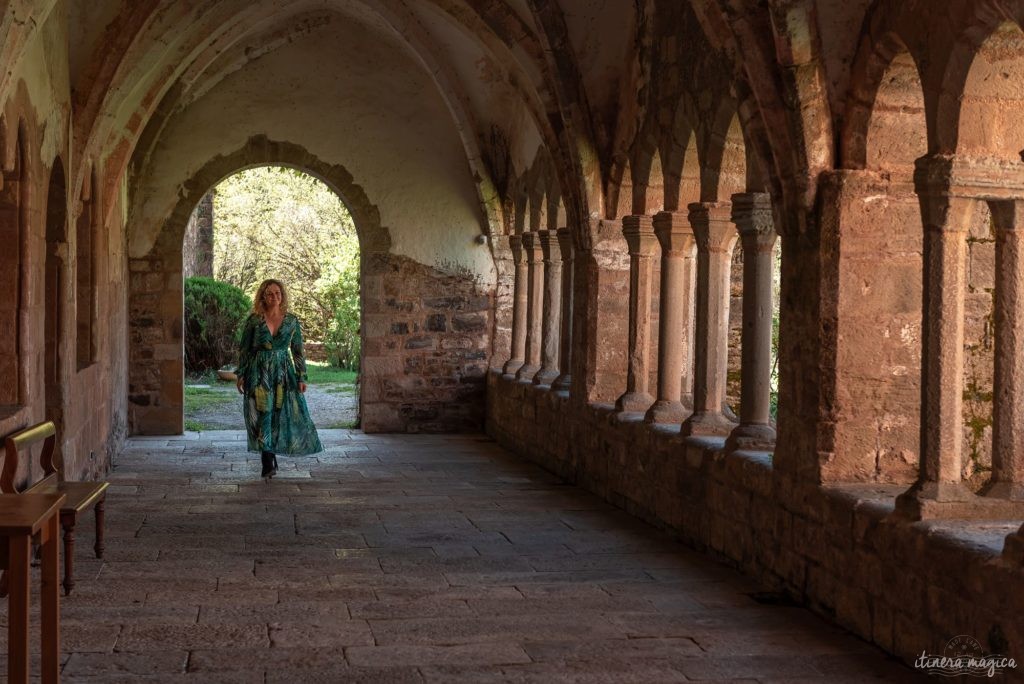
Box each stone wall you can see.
[487,374,1023,672]
[361,253,492,432]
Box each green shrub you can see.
[184,277,252,373]
[320,257,361,370]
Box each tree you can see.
[209,166,360,364]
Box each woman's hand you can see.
[299,382,307,394]
[236,377,244,394]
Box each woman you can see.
[236,278,323,478]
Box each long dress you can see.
[237,311,323,455]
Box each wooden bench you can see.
[1,422,108,596]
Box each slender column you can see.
[682,202,738,436]
[516,232,544,382]
[502,235,527,377]
[726,194,778,451]
[646,212,696,424]
[896,190,976,516]
[534,231,563,387]
[615,216,658,413]
[988,199,1024,500]
[552,228,574,393]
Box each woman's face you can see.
[263,284,283,310]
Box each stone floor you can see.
[3,430,926,682]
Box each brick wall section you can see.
[487,374,1024,669]
[361,253,492,432]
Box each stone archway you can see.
[128,135,494,436]
[128,136,388,435]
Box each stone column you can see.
[726,193,777,451]
[895,190,975,517]
[552,228,574,394]
[615,216,658,413]
[502,234,527,377]
[645,211,695,424]
[682,202,738,436]
[516,232,544,382]
[988,199,1024,500]
[534,231,563,387]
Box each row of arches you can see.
[0,110,103,470]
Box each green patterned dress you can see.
[237,312,323,455]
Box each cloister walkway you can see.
[33,431,921,681]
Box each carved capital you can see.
[688,201,736,253]
[621,215,658,256]
[537,229,562,263]
[653,211,695,254]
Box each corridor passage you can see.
[46,431,920,682]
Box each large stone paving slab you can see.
[15,429,926,682]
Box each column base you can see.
[502,359,524,378]
[616,391,654,414]
[1004,525,1024,564]
[645,399,687,424]
[551,373,571,394]
[681,410,737,437]
[981,481,1024,501]
[724,422,776,452]
[515,364,540,383]
[894,481,1024,520]
[533,368,560,388]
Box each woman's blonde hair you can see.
[253,278,289,316]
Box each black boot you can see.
[272,455,278,477]
[260,451,275,479]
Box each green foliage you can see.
[184,277,252,373]
[210,166,361,368]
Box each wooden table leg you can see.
[61,515,75,596]
[40,515,60,684]
[8,534,30,684]
[94,497,105,558]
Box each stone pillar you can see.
[534,231,563,387]
[682,202,738,436]
[896,189,975,517]
[552,228,574,394]
[726,193,777,451]
[645,211,695,424]
[502,234,527,377]
[615,216,658,413]
[516,232,544,382]
[988,199,1024,500]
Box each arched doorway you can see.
[181,166,362,431]
[45,158,67,440]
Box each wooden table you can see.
[0,493,64,684]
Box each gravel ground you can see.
[186,382,359,430]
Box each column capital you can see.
[653,211,695,253]
[688,201,736,252]
[730,192,775,238]
[916,192,975,234]
[508,233,525,262]
[621,215,658,255]
[521,231,544,259]
[555,227,574,257]
[538,230,562,263]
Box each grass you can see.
[327,419,360,429]
[184,386,238,414]
[306,362,357,385]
